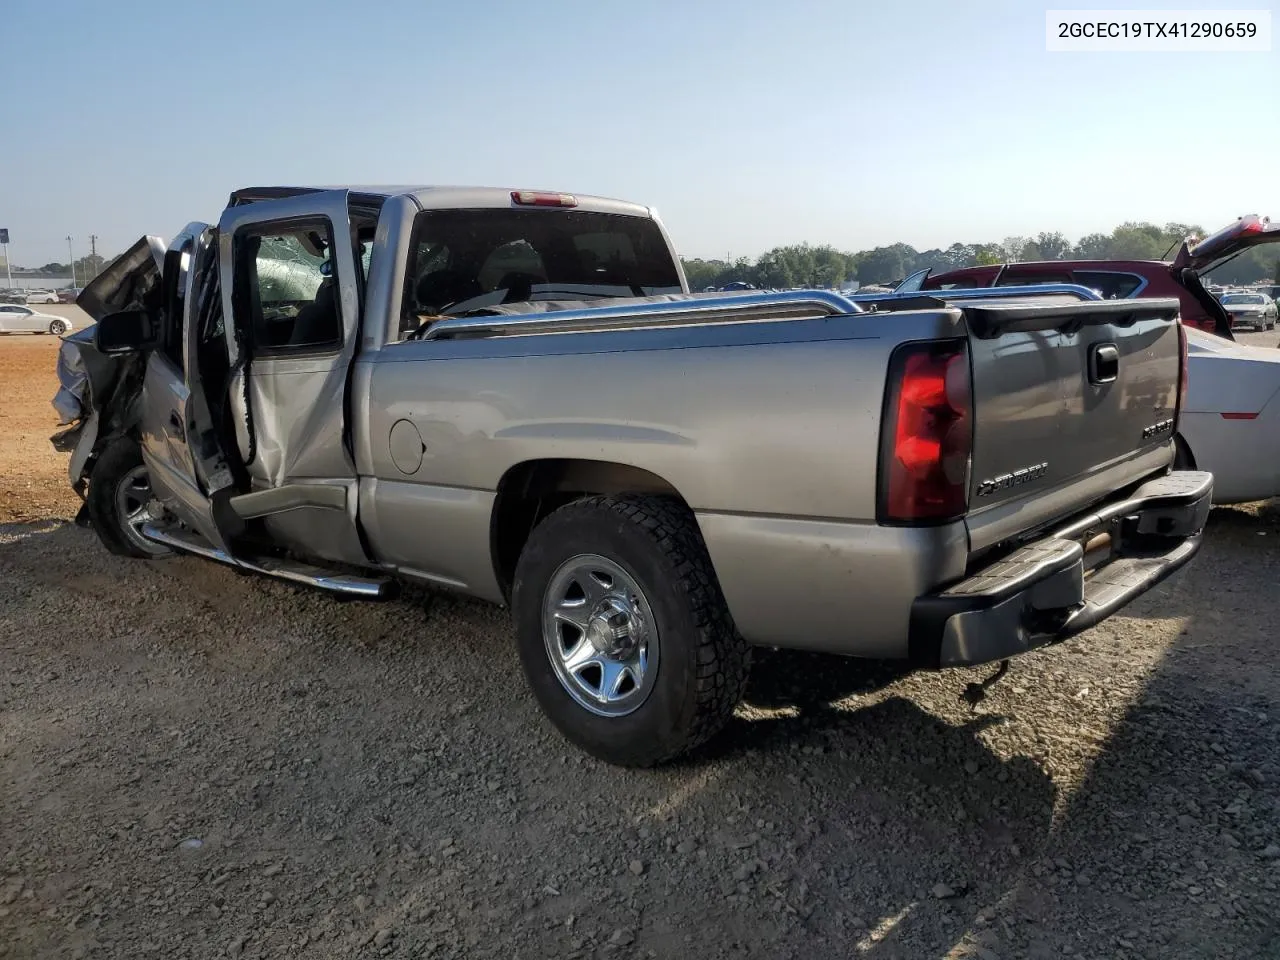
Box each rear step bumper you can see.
[909,470,1213,669]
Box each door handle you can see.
[167,411,185,439]
[1089,343,1119,385]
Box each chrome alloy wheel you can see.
[541,554,659,717]
[113,464,167,556]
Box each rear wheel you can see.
[47,318,68,336]
[512,495,750,767]
[86,439,172,558]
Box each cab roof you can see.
[226,185,654,219]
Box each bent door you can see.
[217,191,368,566]
[136,231,231,548]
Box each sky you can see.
[0,0,1276,267]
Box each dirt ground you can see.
[0,309,89,523]
[1,325,1279,960]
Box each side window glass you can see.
[1072,271,1144,300]
[995,271,1071,287]
[242,224,341,351]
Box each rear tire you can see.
[47,319,67,336]
[512,495,750,767]
[86,438,172,559]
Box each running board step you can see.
[140,523,394,599]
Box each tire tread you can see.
[524,494,750,765]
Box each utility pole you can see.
[68,236,77,289]
[89,234,98,281]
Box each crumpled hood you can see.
[77,235,167,322]
[53,234,166,425]
[50,325,132,425]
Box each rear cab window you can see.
[398,209,683,338]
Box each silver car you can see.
[1218,291,1277,330]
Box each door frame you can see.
[215,190,369,565]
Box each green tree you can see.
[1072,233,1111,259]
[753,249,796,290]
[1034,232,1070,260]
[681,258,725,291]
[973,245,1003,266]
[939,243,976,269]
[856,245,913,285]
[1108,222,1166,259]
[1001,237,1029,262]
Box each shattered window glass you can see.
[244,225,341,350]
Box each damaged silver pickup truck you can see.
[53,185,1212,766]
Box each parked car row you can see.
[0,287,78,305]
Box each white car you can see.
[1176,327,1280,503]
[24,289,59,304]
[0,304,78,336]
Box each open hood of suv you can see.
[1172,215,1280,272]
[77,235,167,322]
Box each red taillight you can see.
[511,190,578,208]
[880,341,972,523]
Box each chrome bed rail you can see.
[419,289,865,340]
[847,283,1106,306]
[417,284,1108,341]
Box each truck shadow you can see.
[740,648,915,710]
[827,503,1280,958]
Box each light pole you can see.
[67,236,76,290]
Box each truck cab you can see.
[76,187,686,571]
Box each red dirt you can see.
[0,336,82,523]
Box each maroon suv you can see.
[917,215,1280,339]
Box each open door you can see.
[79,231,228,551]
[216,190,368,566]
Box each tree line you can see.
[22,254,111,280]
[681,220,1280,291]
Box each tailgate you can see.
[962,298,1182,554]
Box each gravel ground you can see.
[2,331,1280,960]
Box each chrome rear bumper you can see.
[909,470,1213,668]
